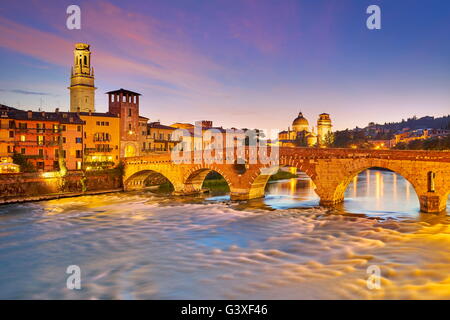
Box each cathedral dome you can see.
[292,112,309,132]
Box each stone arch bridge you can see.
[123,147,450,213]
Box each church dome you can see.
[292,112,309,132]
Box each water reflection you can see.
[207,169,449,220]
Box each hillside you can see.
[364,115,450,131]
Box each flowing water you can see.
[0,169,449,299]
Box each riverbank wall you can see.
[0,170,123,204]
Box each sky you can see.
[0,0,449,131]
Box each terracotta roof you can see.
[1,105,84,124]
[105,88,141,96]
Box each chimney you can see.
[27,110,32,119]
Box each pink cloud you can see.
[0,2,230,98]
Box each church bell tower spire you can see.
[68,43,96,112]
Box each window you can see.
[76,161,82,170]
[128,108,132,116]
[96,121,100,126]
[53,124,59,133]
[101,121,104,126]
[128,123,132,131]
[160,133,163,140]
[76,150,82,158]
[38,149,43,157]
[37,136,44,145]
[77,125,82,132]
[143,142,146,150]
[76,137,82,143]
[9,131,14,138]
[20,135,25,142]
[62,125,66,132]
[7,146,12,153]
[63,150,67,158]
[106,122,109,126]
[55,149,59,158]
[21,148,25,154]
[18,123,27,129]
[62,137,66,143]
[84,56,87,65]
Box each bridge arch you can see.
[314,158,449,213]
[184,165,233,194]
[124,168,181,192]
[246,162,319,200]
[333,165,420,205]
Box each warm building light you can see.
[41,172,59,178]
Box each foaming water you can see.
[0,169,449,299]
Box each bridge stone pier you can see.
[123,147,450,213]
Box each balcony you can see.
[84,147,113,154]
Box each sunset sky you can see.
[0,0,449,131]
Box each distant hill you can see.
[362,115,450,132]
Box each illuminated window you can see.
[20,135,25,142]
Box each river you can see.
[0,169,449,299]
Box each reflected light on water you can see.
[259,169,423,219]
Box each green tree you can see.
[323,131,335,147]
[12,153,36,173]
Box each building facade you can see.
[107,89,141,158]
[0,105,84,171]
[79,112,120,169]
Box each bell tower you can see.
[317,113,332,146]
[69,43,96,112]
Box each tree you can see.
[12,153,36,173]
[323,131,335,147]
[57,135,67,176]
